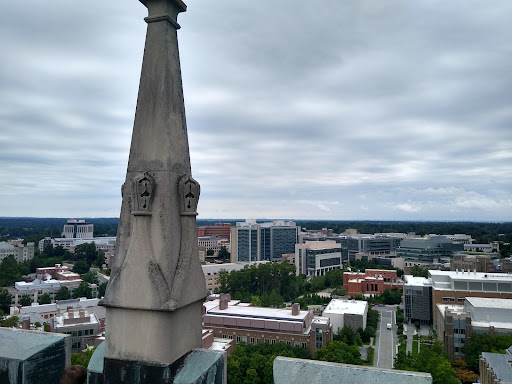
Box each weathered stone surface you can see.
[273,357,433,384]
[102,0,207,314]
[100,0,207,368]
[104,302,203,364]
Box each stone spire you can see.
[101,0,207,370]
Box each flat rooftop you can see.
[404,275,431,286]
[206,300,309,322]
[465,297,512,309]
[323,299,367,315]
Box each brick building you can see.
[343,269,402,297]
[430,270,512,327]
[203,294,332,355]
[197,223,232,239]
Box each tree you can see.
[250,295,262,307]
[335,325,356,345]
[71,346,97,367]
[0,255,22,286]
[0,288,12,314]
[314,341,363,365]
[1,315,19,328]
[411,265,429,278]
[72,260,90,275]
[81,271,99,285]
[73,242,98,266]
[20,294,32,307]
[98,282,108,298]
[38,292,51,305]
[73,281,92,299]
[218,246,230,260]
[54,286,71,301]
[96,251,105,268]
[206,249,215,256]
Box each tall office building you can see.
[61,219,94,239]
[231,219,298,262]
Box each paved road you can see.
[374,306,397,369]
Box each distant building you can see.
[0,240,34,262]
[201,262,268,292]
[479,345,512,384]
[322,299,368,333]
[450,254,500,273]
[343,269,402,297]
[62,219,94,239]
[444,234,475,245]
[51,307,101,353]
[39,236,116,253]
[397,236,463,263]
[8,277,97,306]
[231,219,298,262]
[436,297,512,360]
[337,234,402,262]
[464,241,500,253]
[295,240,342,277]
[36,264,80,281]
[403,275,432,324]
[429,270,512,327]
[203,294,332,355]
[197,223,232,239]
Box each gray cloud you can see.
[0,0,511,220]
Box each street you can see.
[373,305,397,369]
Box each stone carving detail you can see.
[132,172,155,215]
[178,175,199,216]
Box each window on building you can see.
[257,338,262,344]
[242,336,247,344]
[222,334,227,339]
[228,335,233,339]
[250,337,255,345]
[301,342,307,349]
[454,329,459,334]
[286,341,291,346]
[460,329,465,334]
[265,339,270,345]
[295,342,300,348]
[236,336,241,344]
[271,339,276,345]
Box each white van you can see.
[386,323,392,330]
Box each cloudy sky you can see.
[1,1,511,221]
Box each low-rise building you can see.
[322,299,367,333]
[197,223,232,239]
[51,307,100,353]
[450,254,500,273]
[36,264,81,281]
[429,270,512,327]
[0,240,34,262]
[403,275,432,324]
[203,294,332,355]
[343,269,402,297]
[436,297,512,360]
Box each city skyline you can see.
[1,1,511,221]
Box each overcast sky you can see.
[1,1,511,221]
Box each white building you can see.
[295,240,342,277]
[0,240,34,262]
[61,219,94,239]
[322,299,368,333]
